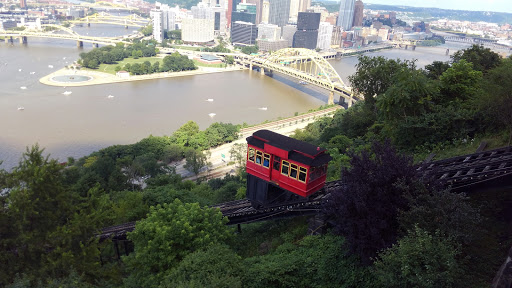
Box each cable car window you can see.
[298,167,307,182]
[248,148,255,162]
[263,153,270,168]
[273,156,281,170]
[256,151,263,164]
[290,164,298,179]
[281,161,289,176]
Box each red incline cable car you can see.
[246,130,332,208]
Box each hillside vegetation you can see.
[1,45,512,287]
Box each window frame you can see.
[255,150,263,165]
[289,163,298,179]
[248,147,255,163]
[281,160,290,176]
[263,153,271,168]
[298,166,308,183]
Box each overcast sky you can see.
[365,0,512,14]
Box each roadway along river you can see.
[0,23,470,169]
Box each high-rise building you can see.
[231,21,258,45]
[298,0,311,13]
[337,0,355,30]
[227,0,242,28]
[20,0,26,9]
[288,0,300,23]
[281,24,296,47]
[182,18,215,43]
[316,22,333,50]
[151,9,164,43]
[352,0,364,27]
[257,23,281,40]
[246,0,263,24]
[296,11,320,30]
[269,0,291,27]
[192,2,227,34]
[293,12,320,49]
[261,0,270,23]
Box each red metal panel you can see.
[264,143,288,159]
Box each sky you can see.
[365,0,512,14]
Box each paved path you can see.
[39,65,245,87]
[176,106,342,181]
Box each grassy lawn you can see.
[171,45,201,51]
[94,57,162,75]
[192,59,225,68]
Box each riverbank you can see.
[39,65,246,87]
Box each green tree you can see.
[451,44,501,73]
[373,227,462,288]
[377,68,437,122]
[439,59,483,103]
[184,148,209,176]
[160,244,243,288]
[424,60,451,80]
[229,143,247,168]
[123,199,231,288]
[348,56,415,108]
[240,45,259,55]
[140,24,153,36]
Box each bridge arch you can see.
[262,48,346,92]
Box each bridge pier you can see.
[260,67,264,75]
[93,43,99,48]
[87,23,90,27]
[412,45,416,51]
[249,63,253,71]
[19,36,27,44]
[77,40,83,48]
[328,91,334,105]
[5,36,13,44]
[445,48,450,56]
[405,45,408,50]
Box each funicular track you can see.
[417,146,512,191]
[99,146,512,240]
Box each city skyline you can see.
[366,0,512,14]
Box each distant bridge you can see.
[231,48,357,106]
[70,12,149,28]
[0,24,130,47]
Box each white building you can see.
[191,2,227,34]
[257,23,281,40]
[317,22,333,50]
[151,9,164,43]
[182,18,215,43]
[281,24,297,47]
[378,28,389,42]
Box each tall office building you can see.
[288,0,300,23]
[231,3,257,25]
[227,0,242,28]
[182,18,215,43]
[298,0,310,13]
[337,0,355,30]
[192,2,227,34]
[257,23,281,40]
[281,24,296,47]
[261,0,270,23]
[246,0,263,24]
[293,12,320,49]
[151,9,164,43]
[316,22,333,50]
[231,21,258,45]
[352,0,364,27]
[269,0,291,27]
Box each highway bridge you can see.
[0,24,131,47]
[99,144,512,242]
[69,12,149,28]
[230,48,357,106]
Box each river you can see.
[0,24,471,169]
